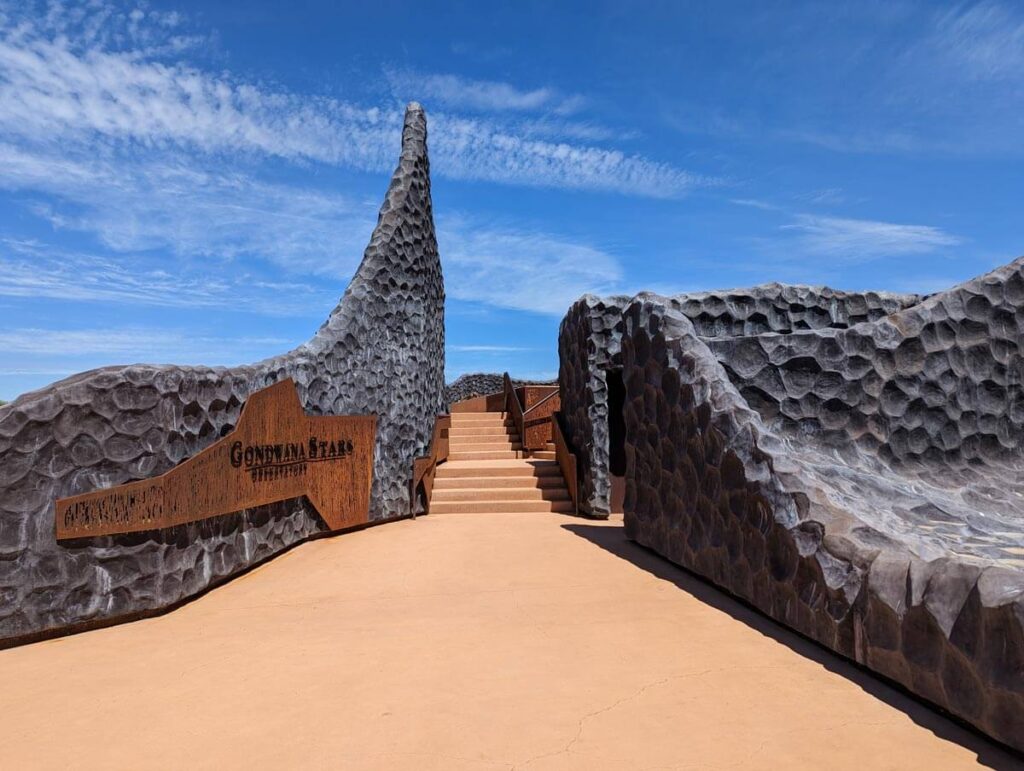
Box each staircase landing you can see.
[432,411,573,515]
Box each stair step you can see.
[432,487,570,502]
[449,441,523,451]
[529,451,556,460]
[436,460,560,478]
[430,499,575,515]
[450,414,510,424]
[434,475,566,489]
[449,426,517,437]
[449,424,514,431]
[449,437,521,446]
[448,451,521,461]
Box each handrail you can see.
[503,372,526,455]
[410,413,451,515]
[522,387,560,417]
[552,411,579,516]
[521,387,560,451]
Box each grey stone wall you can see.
[557,295,629,517]
[557,286,920,517]
[445,373,556,407]
[613,263,1024,752]
[674,284,919,338]
[0,103,444,645]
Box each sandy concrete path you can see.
[0,513,1016,770]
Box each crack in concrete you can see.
[514,668,720,769]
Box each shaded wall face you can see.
[607,369,626,477]
[0,105,444,645]
[0,366,326,643]
[555,287,922,520]
[619,300,855,646]
[618,293,1024,754]
[557,297,627,518]
[704,275,1024,469]
[287,105,444,522]
[674,285,918,338]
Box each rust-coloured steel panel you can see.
[55,379,375,539]
[552,412,578,514]
[521,389,560,450]
[412,414,450,513]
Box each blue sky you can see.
[0,0,1022,399]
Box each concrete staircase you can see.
[530,441,556,461]
[431,411,574,515]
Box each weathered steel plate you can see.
[56,379,375,539]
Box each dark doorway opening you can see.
[607,368,626,476]
[607,368,626,514]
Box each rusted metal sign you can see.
[56,379,375,539]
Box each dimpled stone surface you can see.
[445,373,556,407]
[558,295,630,516]
[0,103,444,644]
[559,266,1024,751]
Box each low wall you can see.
[557,286,921,518]
[618,291,1024,752]
[0,103,445,646]
[446,373,556,408]
[557,295,629,517]
[518,386,560,450]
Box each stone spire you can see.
[306,101,445,517]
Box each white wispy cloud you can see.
[782,214,960,261]
[517,116,640,143]
[387,69,585,115]
[0,4,700,198]
[431,113,700,197]
[448,345,534,352]
[0,143,377,276]
[0,0,704,366]
[730,198,782,212]
[931,1,1024,81]
[0,137,642,316]
[793,188,847,206]
[0,24,398,169]
[440,220,624,315]
[730,195,963,267]
[793,2,1024,156]
[0,239,336,316]
[664,2,1024,158]
[0,326,290,362]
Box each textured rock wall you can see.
[445,373,556,407]
[0,103,444,644]
[617,281,1024,752]
[703,271,1017,465]
[557,286,920,518]
[674,284,919,338]
[557,295,629,517]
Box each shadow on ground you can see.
[562,521,1023,771]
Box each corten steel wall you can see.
[0,103,444,645]
[557,287,920,518]
[617,281,1024,752]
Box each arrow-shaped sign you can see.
[56,379,375,539]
